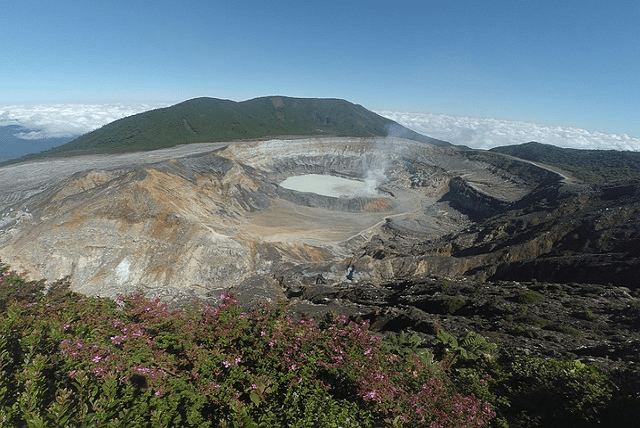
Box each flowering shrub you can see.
[0,262,495,427]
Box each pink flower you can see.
[484,402,494,415]
[222,360,231,368]
[62,324,71,331]
[110,335,127,345]
[92,355,102,363]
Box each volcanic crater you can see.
[0,137,560,305]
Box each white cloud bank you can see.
[1,103,637,153]
[377,110,640,152]
[0,103,170,140]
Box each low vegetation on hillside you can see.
[491,142,640,184]
[0,263,495,427]
[1,97,449,165]
[2,261,635,427]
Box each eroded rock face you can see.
[346,183,640,292]
[0,137,556,305]
[0,153,275,301]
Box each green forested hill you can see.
[491,142,640,183]
[4,97,449,163]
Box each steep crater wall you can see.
[275,186,393,213]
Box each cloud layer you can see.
[377,111,640,152]
[1,103,637,153]
[0,103,169,140]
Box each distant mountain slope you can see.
[3,97,449,163]
[0,125,75,162]
[491,142,640,183]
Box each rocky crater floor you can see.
[1,137,639,391]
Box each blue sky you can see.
[1,0,639,154]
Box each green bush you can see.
[514,289,543,304]
[574,310,597,321]
[462,352,613,428]
[442,296,467,314]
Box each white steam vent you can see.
[280,174,382,198]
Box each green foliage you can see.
[381,331,437,369]
[491,142,640,184]
[447,349,619,428]
[486,352,613,427]
[441,296,467,314]
[507,324,529,337]
[436,330,497,362]
[543,323,583,336]
[574,310,597,321]
[514,289,543,304]
[0,261,493,427]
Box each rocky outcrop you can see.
[487,183,640,287]
[440,176,511,220]
[345,180,640,289]
[0,153,272,301]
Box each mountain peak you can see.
[9,97,445,161]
